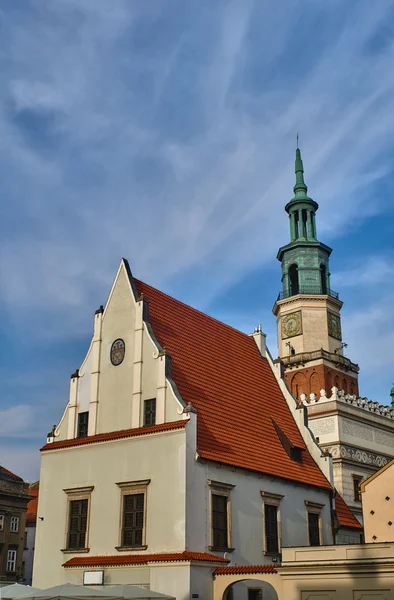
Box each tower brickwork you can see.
[273,148,359,400]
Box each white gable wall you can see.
[52,261,184,443]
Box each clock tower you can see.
[273,147,359,400]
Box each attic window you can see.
[272,419,303,463]
[290,447,303,462]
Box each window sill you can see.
[208,546,234,553]
[264,552,280,557]
[115,546,148,552]
[61,548,90,554]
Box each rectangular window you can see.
[353,475,363,502]
[143,399,156,427]
[212,494,228,549]
[10,516,19,533]
[0,515,4,531]
[261,491,283,555]
[208,480,234,551]
[67,499,88,549]
[264,504,279,554]
[7,549,17,572]
[122,493,145,547]
[308,512,321,546]
[24,531,28,550]
[77,412,89,438]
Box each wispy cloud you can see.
[1,0,394,478]
[0,405,38,437]
[333,255,394,288]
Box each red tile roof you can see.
[41,420,187,452]
[0,465,24,482]
[26,482,39,525]
[214,565,277,575]
[63,551,230,568]
[133,276,332,490]
[335,491,363,529]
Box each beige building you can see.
[33,258,360,600]
[361,459,394,544]
[213,543,394,599]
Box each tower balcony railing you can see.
[277,286,339,301]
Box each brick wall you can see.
[285,363,359,400]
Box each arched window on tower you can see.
[302,209,308,238]
[289,264,299,296]
[291,372,307,400]
[320,264,327,294]
[343,378,348,393]
[327,372,332,392]
[310,372,320,397]
[294,211,299,238]
[350,381,355,395]
[334,375,339,389]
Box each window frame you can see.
[10,516,19,533]
[143,398,156,427]
[62,486,94,553]
[77,411,89,438]
[208,480,235,552]
[261,491,283,556]
[116,480,150,551]
[305,500,324,547]
[0,514,4,531]
[7,549,17,573]
[352,475,363,502]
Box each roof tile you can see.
[335,492,363,529]
[214,565,277,575]
[41,420,187,452]
[134,278,331,490]
[63,552,229,568]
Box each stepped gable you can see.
[134,277,331,490]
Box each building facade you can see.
[0,466,31,583]
[303,389,394,528]
[33,256,359,600]
[272,149,394,532]
[273,148,359,400]
[23,482,39,585]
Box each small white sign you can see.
[83,570,104,586]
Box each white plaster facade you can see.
[33,261,337,600]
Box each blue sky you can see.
[1,0,394,482]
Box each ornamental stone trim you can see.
[302,387,394,420]
[326,444,391,468]
[309,417,336,436]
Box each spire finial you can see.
[294,145,307,196]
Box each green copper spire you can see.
[277,146,336,300]
[285,147,318,213]
[294,148,308,196]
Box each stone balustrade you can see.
[301,387,394,419]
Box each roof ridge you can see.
[134,278,258,342]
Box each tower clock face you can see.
[110,338,125,366]
[281,311,302,339]
[327,312,342,340]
